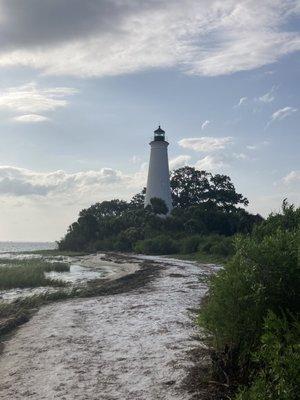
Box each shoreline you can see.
[0,253,217,400]
[0,253,161,341]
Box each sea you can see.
[0,242,57,253]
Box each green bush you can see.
[113,239,132,252]
[179,234,234,257]
[180,235,202,254]
[253,200,300,239]
[236,312,300,400]
[134,235,179,255]
[93,239,115,251]
[198,234,220,253]
[209,238,234,257]
[199,228,299,381]
[197,235,234,257]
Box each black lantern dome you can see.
[154,125,165,141]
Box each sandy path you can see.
[0,256,216,400]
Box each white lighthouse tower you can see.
[145,126,173,213]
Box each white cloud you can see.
[235,97,248,107]
[169,155,191,170]
[259,86,276,103]
[283,170,300,184]
[0,165,136,198]
[246,141,269,151]
[0,82,77,120]
[0,1,299,77]
[130,155,142,164]
[201,120,210,130]
[195,155,228,172]
[178,136,233,152]
[194,150,250,172]
[0,164,150,240]
[233,152,247,160]
[13,114,49,123]
[271,106,297,121]
[0,164,147,241]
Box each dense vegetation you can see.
[58,166,262,256]
[200,201,300,399]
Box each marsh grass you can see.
[0,259,70,290]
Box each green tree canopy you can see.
[146,197,169,215]
[79,199,129,221]
[171,167,210,208]
[170,166,248,209]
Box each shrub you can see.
[180,235,201,254]
[134,235,179,255]
[197,235,234,257]
[113,239,132,252]
[197,234,219,253]
[236,312,300,400]
[209,237,234,257]
[93,239,115,251]
[199,228,299,382]
[253,199,300,239]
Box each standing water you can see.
[0,242,57,253]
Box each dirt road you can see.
[0,256,216,400]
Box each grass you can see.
[0,259,70,290]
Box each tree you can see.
[170,167,248,210]
[208,174,249,210]
[146,197,168,215]
[77,213,99,242]
[79,199,129,221]
[130,188,146,210]
[171,167,210,208]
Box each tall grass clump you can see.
[0,259,70,289]
[199,201,300,394]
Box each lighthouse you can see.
[144,126,173,213]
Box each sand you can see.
[0,255,218,400]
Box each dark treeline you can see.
[58,166,263,254]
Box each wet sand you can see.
[0,255,217,400]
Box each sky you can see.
[0,0,299,242]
